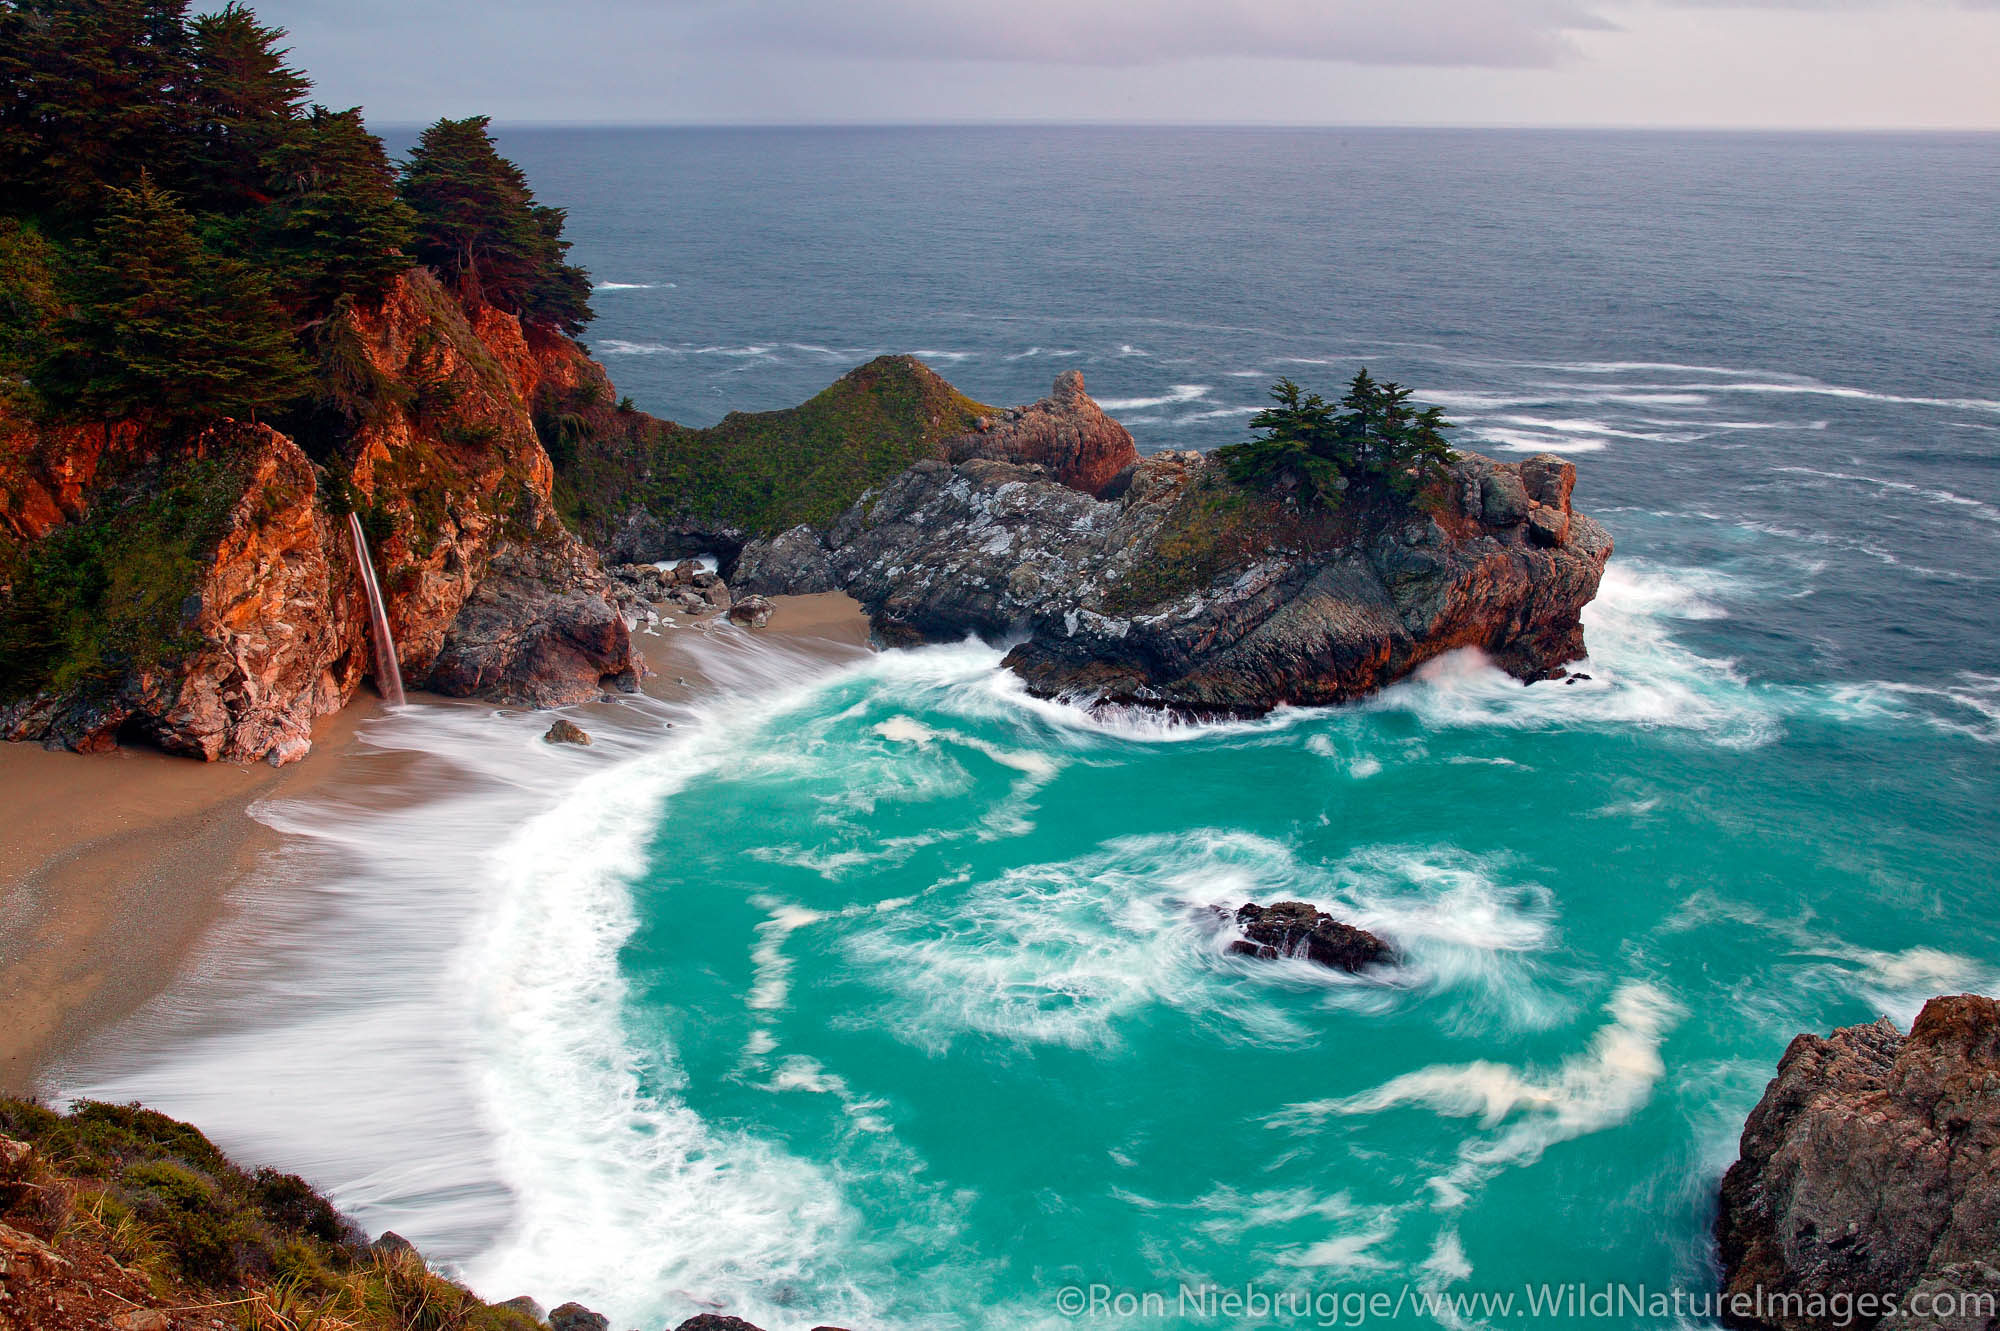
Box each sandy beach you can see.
[0,591,872,1097]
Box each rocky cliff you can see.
[736,379,1610,713]
[0,270,637,763]
[1716,995,2000,1331]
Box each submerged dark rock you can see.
[1227,902,1392,973]
[1715,994,2000,1331]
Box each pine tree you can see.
[264,105,414,313]
[181,1,309,212]
[34,174,308,426]
[1215,370,1458,505]
[0,0,195,218]
[400,115,592,334]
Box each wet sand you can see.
[0,705,375,1094]
[0,591,873,1096]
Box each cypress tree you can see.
[34,174,308,427]
[181,1,309,212]
[0,0,194,220]
[400,115,592,333]
[264,105,414,313]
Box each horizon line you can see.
[364,118,2000,135]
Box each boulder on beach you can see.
[727,595,775,629]
[1715,993,2000,1331]
[543,719,591,746]
[551,1302,611,1331]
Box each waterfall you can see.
[347,511,406,706]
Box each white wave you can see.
[1098,384,1211,411]
[1732,518,1989,583]
[1369,561,1779,748]
[847,832,1561,1053]
[1507,359,1782,378]
[592,281,674,291]
[909,348,973,362]
[1497,414,1704,444]
[1474,427,1608,454]
[1276,982,1682,1196]
[1825,673,2000,745]
[1424,389,1712,412]
[1768,466,2000,526]
[1177,405,1262,423]
[1608,380,2000,414]
[1116,343,1149,357]
[598,340,776,358]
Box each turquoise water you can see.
[72,130,1999,1329]
[455,563,1995,1330]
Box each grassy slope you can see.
[0,1097,538,1331]
[552,353,996,541]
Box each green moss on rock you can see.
[0,446,255,704]
[554,353,995,541]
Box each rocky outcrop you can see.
[1228,902,1392,972]
[942,369,1138,496]
[427,541,636,706]
[0,270,638,763]
[1,423,361,763]
[737,411,1611,711]
[1715,995,2000,1331]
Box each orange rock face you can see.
[945,370,1139,496]
[0,271,635,764]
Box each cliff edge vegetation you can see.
[0,0,634,762]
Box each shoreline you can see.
[0,590,873,1099]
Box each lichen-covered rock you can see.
[732,523,837,595]
[739,419,1611,712]
[1715,994,2000,1331]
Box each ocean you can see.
[61,128,2000,1329]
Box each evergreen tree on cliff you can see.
[0,0,195,218]
[1218,370,1457,504]
[264,106,414,313]
[33,175,307,427]
[399,115,593,335]
[179,1,309,212]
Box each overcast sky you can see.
[246,0,2000,129]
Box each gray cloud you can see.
[670,0,1614,69]
[243,0,2000,127]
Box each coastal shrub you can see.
[0,217,63,385]
[1216,370,1457,506]
[554,353,996,541]
[1105,473,1265,612]
[0,448,252,704]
